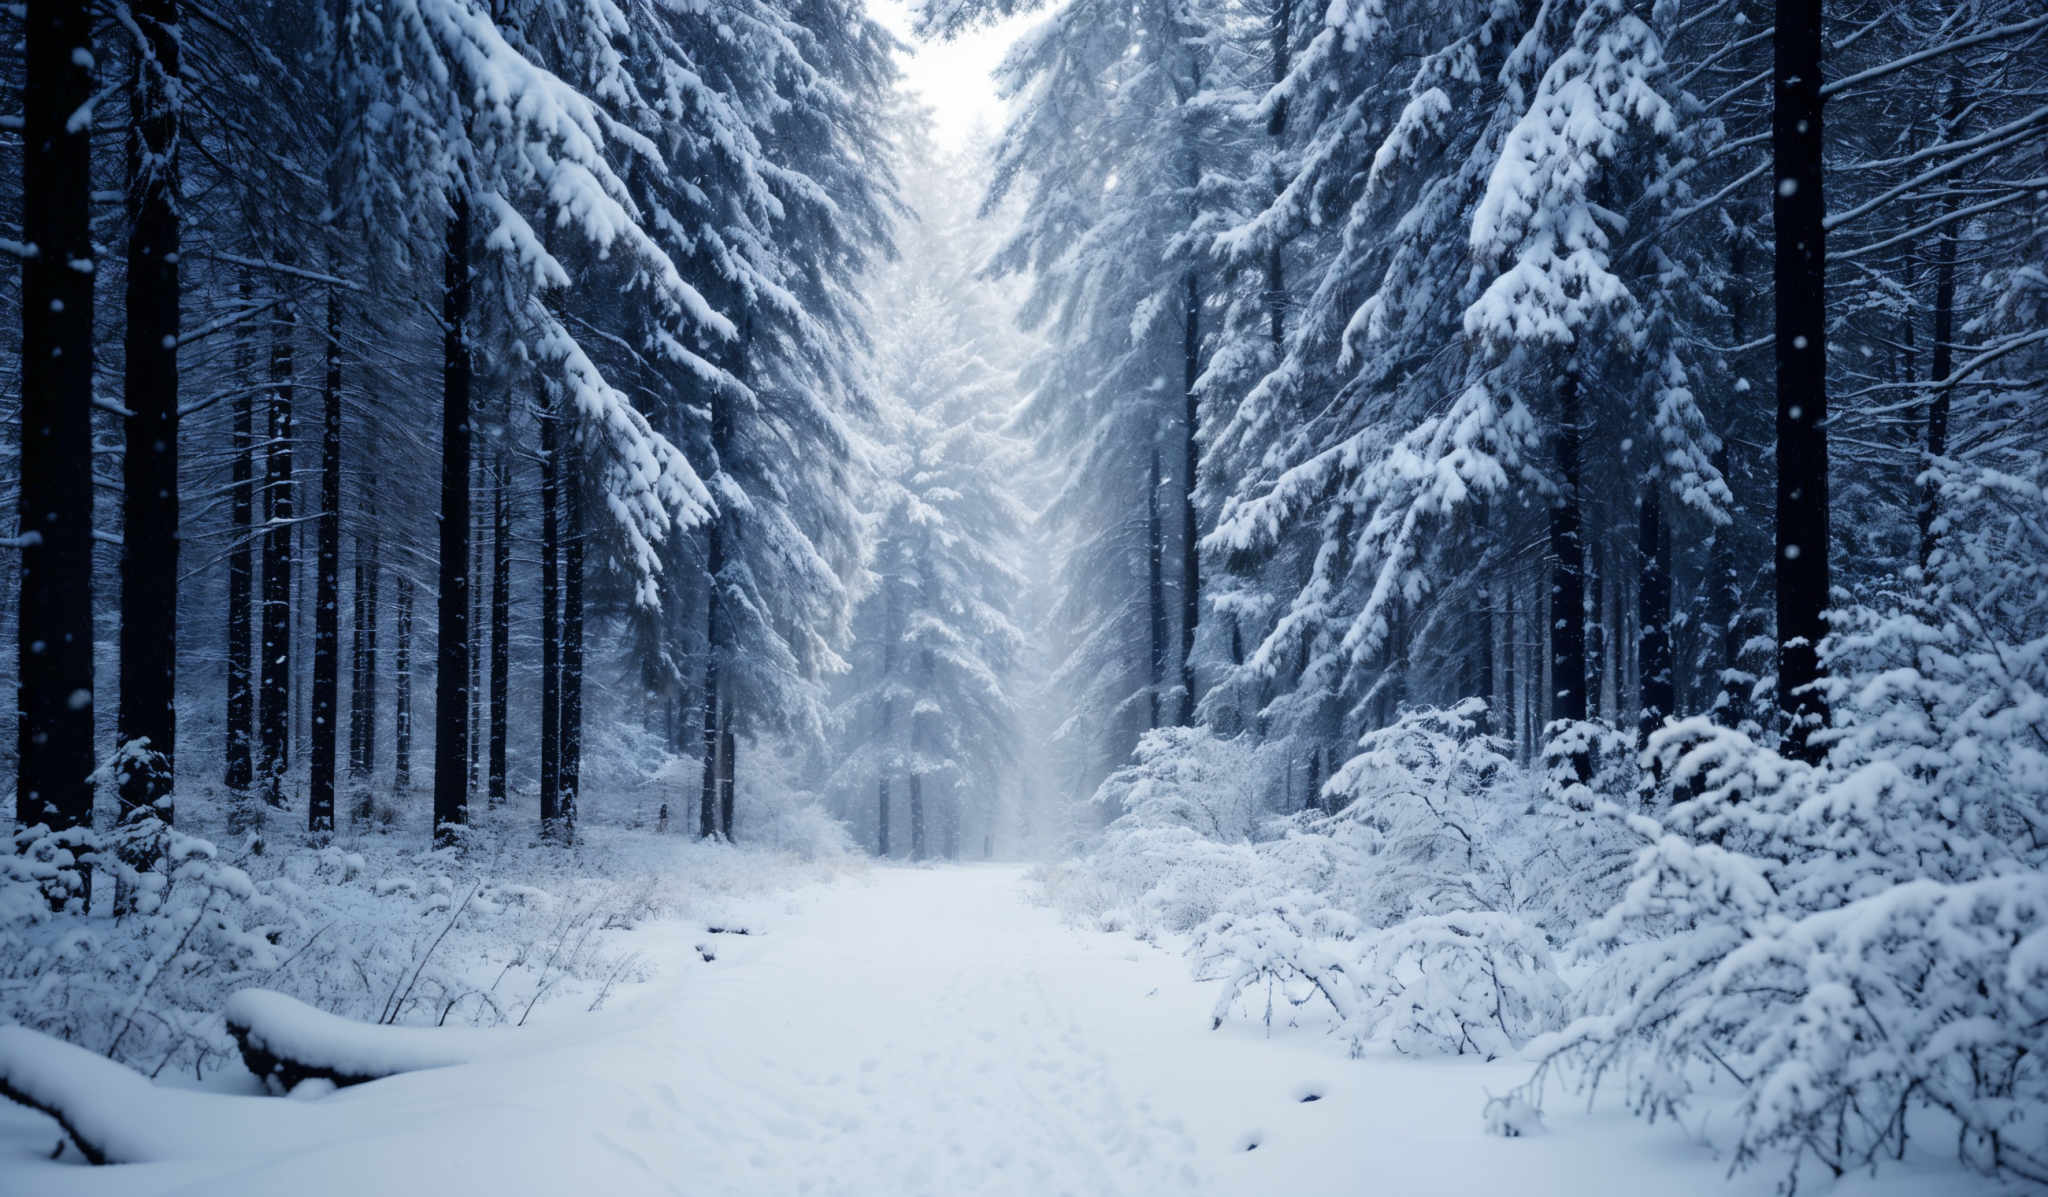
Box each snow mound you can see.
[1483,1093,1546,1138]
[0,1025,329,1164]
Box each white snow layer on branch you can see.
[531,297,713,605]
[1466,1,1676,345]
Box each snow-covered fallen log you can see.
[224,988,517,1092]
[0,1025,331,1164]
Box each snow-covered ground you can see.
[0,865,2001,1196]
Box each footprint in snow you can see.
[1235,1131,1263,1152]
[1291,1081,1326,1103]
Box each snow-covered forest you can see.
[2,0,2045,1191]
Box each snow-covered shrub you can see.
[2,816,293,1076]
[1534,718,1644,929]
[1159,704,1572,1056]
[1045,728,1265,933]
[1346,913,1567,1058]
[1523,473,2048,1187]
[1530,791,2048,1184]
[1192,888,1362,1030]
[735,790,858,863]
[731,742,859,862]
[1,797,842,1081]
[1320,699,1532,926]
[1095,727,1264,841]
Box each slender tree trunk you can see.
[489,451,510,807]
[259,287,297,808]
[227,278,258,798]
[874,585,896,856]
[1179,270,1201,725]
[1773,0,1830,763]
[118,0,181,823]
[309,291,342,834]
[393,575,413,794]
[16,0,97,839]
[1637,489,1673,752]
[1265,0,1291,345]
[1147,444,1167,729]
[467,448,483,795]
[697,562,720,840]
[1917,84,1964,571]
[718,724,734,840]
[1549,370,1588,739]
[350,550,366,778]
[1478,585,1495,728]
[360,515,378,780]
[876,776,891,857]
[908,771,926,862]
[539,390,561,834]
[1502,587,1518,760]
[562,464,585,842]
[698,359,730,838]
[433,198,472,845]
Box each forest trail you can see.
[7,865,1959,1197]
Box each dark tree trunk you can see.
[1147,444,1167,729]
[1915,235,1956,570]
[1179,271,1201,726]
[1265,0,1291,341]
[227,279,257,798]
[718,725,734,840]
[539,390,561,834]
[1587,539,1607,720]
[1917,83,1963,572]
[1549,371,1588,731]
[697,565,721,840]
[1478,586,1495,726]
[489,452,509,807]
[16,0,98,838]
[360,519,378,780]
[873,586,896,856]
[908,640,935,860]
[908,771,926,862]
[876,776,891,857]
[1772,0,1830,763]
[1502,587,1518,760]
[698,365,730,838]
[350,550,366,777]
[349,517,377,785]
[259,287,297,808]
[433,199,472,845]
[393,575,413,794]
[118,0,181,824]
[467,448,483,794]
[309,291,343,834]
[1637,489,1673,749]
[562,466,585,841]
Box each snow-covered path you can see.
[2,864,1977,1196]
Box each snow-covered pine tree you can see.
[921,0,1224,803]
[835,122,1030,860]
